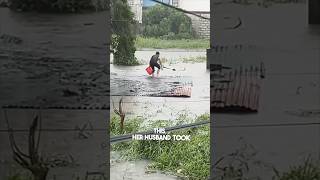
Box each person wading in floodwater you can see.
[149,51,163,77]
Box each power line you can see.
[150,0,210,20]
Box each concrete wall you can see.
[187,13,210,39]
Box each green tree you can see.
[111,0,138,65]
[142,5,194,39]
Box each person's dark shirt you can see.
[150,54,159,65]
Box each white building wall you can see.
[178,0,210,12]
[177,0,210,39]
[128,0,143,23]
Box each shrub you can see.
[142,5,195,40]
[111,0,139,65]
[273,157,320,180]
[135,36,210,49]
[111,113,210,179]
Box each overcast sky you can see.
[143,0,210,11]
[143,0,170,7]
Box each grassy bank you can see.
[111,113,320,179]
[111,113,210,179]
[181,56,207,63]
[135,36,210,50]
[273,157,320,180]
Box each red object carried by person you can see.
[146,66,153,75]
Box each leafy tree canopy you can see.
[142,5,195,39]
[111,0,138,65]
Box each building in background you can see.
[170,0,210,39]
[177,0,210,39]
[170,0,179,7]
[128,0,143,23]
[141,0,210,38]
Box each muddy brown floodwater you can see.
[110,62,210,121]
[110,52,209,180]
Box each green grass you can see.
[135,36,209,50]
[274,157,320,180]
[110,115,145,136]
[7,171,32,180]
[181,56,207,63]
[133,55,207,65]
[7,176,31,180]
[111,113,210,179]
[110,113,320,179]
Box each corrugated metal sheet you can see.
[211,64,265,112]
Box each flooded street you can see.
[110,61,210,121]
[110,61,209,180]
[0,2,319,179]
[0,8,109,108]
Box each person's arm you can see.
[159,58,163,70]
